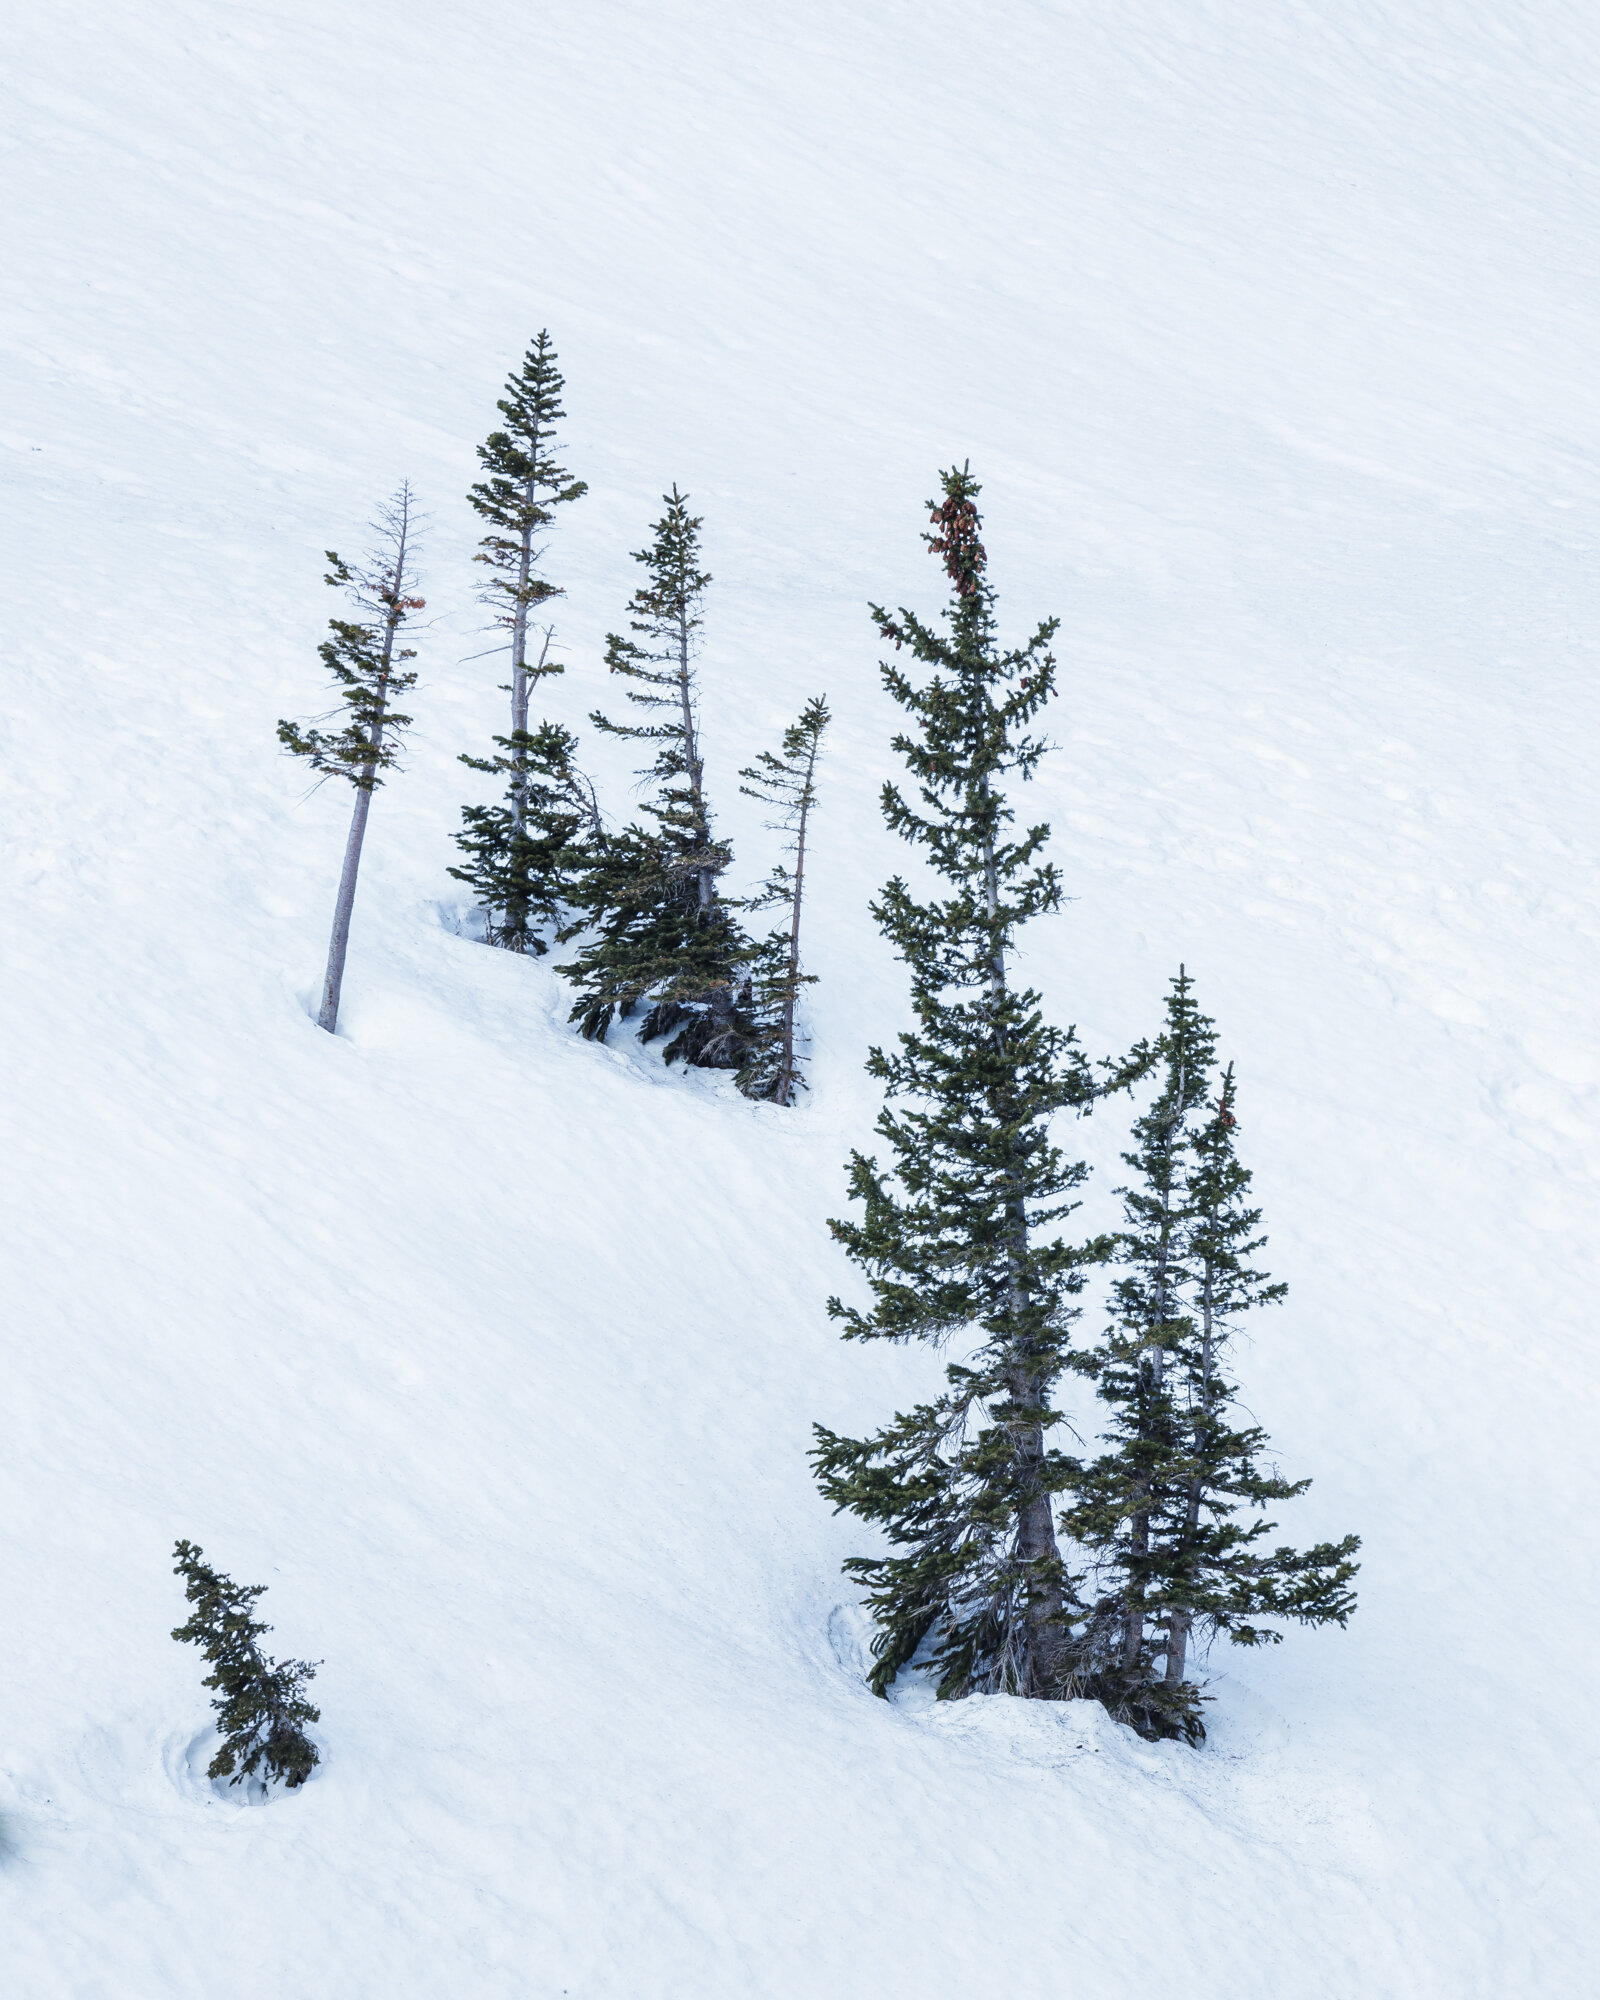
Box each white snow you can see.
[3,1,1597,1992]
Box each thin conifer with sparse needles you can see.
[278,482,423,1034]
[559,487,750,1066]
[737,694,829,1104]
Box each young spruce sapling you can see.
[171,1540,321,1789]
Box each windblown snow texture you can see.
[2,3,1596,1994]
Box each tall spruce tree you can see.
[171,1541,321,1789]
[559,488,750,1066]
[278,483,423,1034]
[812,466,1128,1701]
[736,695,830,1104]
[455,331,587,950]
[1063,974,1361,1741]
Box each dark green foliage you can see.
[559,489,751,1065]
[457,332,587,951]
[277,485,422,791]
[449,718,602,954]
[812,467,1134,1700]
[468,329,587,629]
[1060,969,1218,1741]
[590,486,716,890]
[562,826,750,1062]
[736,695,830,1104]
[171,1541,321,1790]
[1062,974,1361,1741]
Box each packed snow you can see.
[3,1,1597,1992]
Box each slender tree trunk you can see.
[1164,1606,1193,1685]
[776,732,819,1105]
[1123,1082,1185,1669]
[675,603,711,911]
[503,465,537,946]
[1121,1488,1149,1668]
[1004,1279,1068,1691]
[317,709,386,1033]
[577,768,605,847]
[315,494,410,1034]
[1164,1265,1214,1685]
[977,772,1067,1691]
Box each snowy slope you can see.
[3,1,1598,1992]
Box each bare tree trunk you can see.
[675,602,711,911]
[1121,1502,1149,1668]
[1164,1607,1193,1685]
[775,729,820,1105]
[315,492,412,1034]
[317,769,376,1032]
[502,467,537,946]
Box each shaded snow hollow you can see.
[3,2,1597,1993]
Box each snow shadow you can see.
[164,1727,316,1808]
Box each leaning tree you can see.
[737,694,830,1104]
[278,482,422,1034]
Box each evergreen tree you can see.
[278,483,422,1034]
[559,488,750,1066]
[1063,975,1361,1741]
[449,693,602,954]
[812,466,1131,1701]
[171,1541,321,1789]
[456,331,587,950]
[1060,968,1216,1741]
[736,695,830,1104]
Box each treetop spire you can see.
[923,461,987,597]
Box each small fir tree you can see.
[1167,1060,1361,1677]
[559,488,750,1065]
[736,695,830,1104]
[1061,968,1217,1741]
[449,659,603,954]
[1064,976,1361,1741]
[456,331,587,950]
[278,483,423,1034]
[812,466,1131,1701]
[171,1541,321,1789]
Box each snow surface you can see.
[3,1,1598,1992]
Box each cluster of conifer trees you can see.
[279,332,827,1104]
[812,468,1359,1741]
[270,337,1358,1764]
